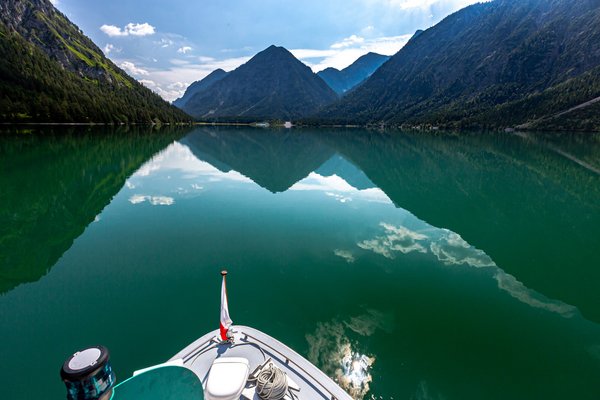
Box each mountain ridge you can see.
[316,0,600,131]
[173,68,228,108]
[0,0,190,123]
[317,52,390,95]
[180,45,338,120]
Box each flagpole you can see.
[219,269,233,342]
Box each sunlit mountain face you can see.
[1,127,599,400]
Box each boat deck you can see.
[170,325,352,400]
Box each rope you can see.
[251,362,289,400]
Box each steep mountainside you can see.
[318,0,600,131]
[173,69,228,109]
[0,0,189,123]
[317,52,390,95]
[182,45,338,120]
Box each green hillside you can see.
[317,0,600,131]
[0,0,190,123]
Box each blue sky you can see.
[51,0,485,101]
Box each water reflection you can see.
[306,310,393,398]
[356,222,575,318]
[176,127,600,322]
[180,129,333,192]
[0,126,188,294]
[1,126,599,400]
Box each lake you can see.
[1,126,599,400]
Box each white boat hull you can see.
[170,325,353,400]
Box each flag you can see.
[219,271,232,341]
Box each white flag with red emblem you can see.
[219,271,232,341]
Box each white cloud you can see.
[102,43,121,55]
[289,172,392,205]
[306,312,388,399]
[120,61,149,76]
[430,230,495,268]
[133,142,252,184]
[100,25,124,37]
[127,23,156,36]
[331,35,365,49]
[292,34,412,72]
[290,173,359,192]
[495,272,576,318]
[358,223,429,259]
[370,0,486,11]
[103,43,114,55]
[326,192,352,203]
[129,195,175,206]
[168,82,187,91]
[177,46,193,54]
[49,0,59,5]
[170,59,191,66]
[156,38,174,48]
[334,249,356,263]
[135,56,251,102]
[198,56,216,63]
[290,49,339,59]
[100,22,156,37]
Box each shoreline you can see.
[1,121,599,133]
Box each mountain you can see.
[317,52,390,95]
[181,45,338,120]
[173,68,228,109]
[0,0,189,123]
[317,0,600,131]
[180,127,333,192]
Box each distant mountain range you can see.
[176,0,600,130]
[2,0,599,130]
[317,0,600,131]
[177,50,391,119]
[179,46,337,120]
[0,0,189,123]
[317,52,390,95]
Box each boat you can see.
[60,271,353,400]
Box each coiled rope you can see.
[251,362,289,400]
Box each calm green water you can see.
[1,126,599,400]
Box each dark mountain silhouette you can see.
[173,69,228,109]
[315,154,375,190]
[0,0,189,123]
[179,127,600,322]
[181,45,338,120]
[317,52,390,95]
[317,0,600,131]
[180,127,334,192]
[0,126,189,294]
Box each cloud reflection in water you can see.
[307,309,393,399]
[128,195,175,206]
[358,223,428,258]
[357,223,576,318]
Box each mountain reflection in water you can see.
[181,127,600,321]
[0,126,599,400]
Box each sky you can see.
[51,0,485,102]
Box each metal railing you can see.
[241,331,342,400]
[179,328,350,400]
